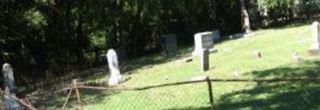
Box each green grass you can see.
[39,23,320,110]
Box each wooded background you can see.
[1,0,320,86]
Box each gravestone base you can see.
[190,75,208,81]
[308,49,320,56]
[176,57,193,63]
[208,48,218,53]
[108,74,123,86]
[106,49,123,86]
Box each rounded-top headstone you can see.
[2,63,22,110]
[106,49,123,86]
[313,21,319,26]
[2,63,16,92]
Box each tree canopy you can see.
[0,0,319,86]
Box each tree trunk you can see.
[292,0,300,18]
[240,0,251,33]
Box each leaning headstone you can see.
[162,34,178,56]
[192,32,215,56]
[2,63,22,110]
[106,49,123,86]
[309,21,320,55]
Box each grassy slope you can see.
[44,24,320,110]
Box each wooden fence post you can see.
[206,76,214,110]
[73,79,83,110]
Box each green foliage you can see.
[257,0,320,16]
[1,0,319,86]
[300,0,320,15]
[0,0,243,85]
[257,0,293,9]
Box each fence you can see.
[59,77,214,110]
[2,75,320,110]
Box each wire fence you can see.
[2,76,320,110]
[59,77,214,110]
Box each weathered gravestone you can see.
[192,32,218,72]
[308,21,320,55]
[212,30,221,42]
[192,32,217,56]
[2,63,22,110]
[162,34,178,56]
[106,49,123,86]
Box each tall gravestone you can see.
[311,21,320,50]
[2,63,22,110]
[162,34,178,56]
[106,49,123,86]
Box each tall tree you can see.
[240,0,251,33]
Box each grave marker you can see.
[311,21,320,50]
[162,34,178,56]
[193,32,215,56]
[212,30,220,42]
[2,63,22,110]
[192,32,218,72]
[106,49,123,86]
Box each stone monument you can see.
[311,21,320,50]
[106,49,123,86]
[308,21,320,55]
[212,30,221,42]
[192,32,218,72]
[162,34,178,56]
[2,63,22,110]
[192,31,217,56]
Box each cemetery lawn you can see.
[42,23,320,110]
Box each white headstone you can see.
[2,63,22,110]
[193,32,214,56]
[2,63,17,92]
[311,21,320,50]
[106,49,123,86]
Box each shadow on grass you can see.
[217,60,320,110]
[163,106,210,110]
